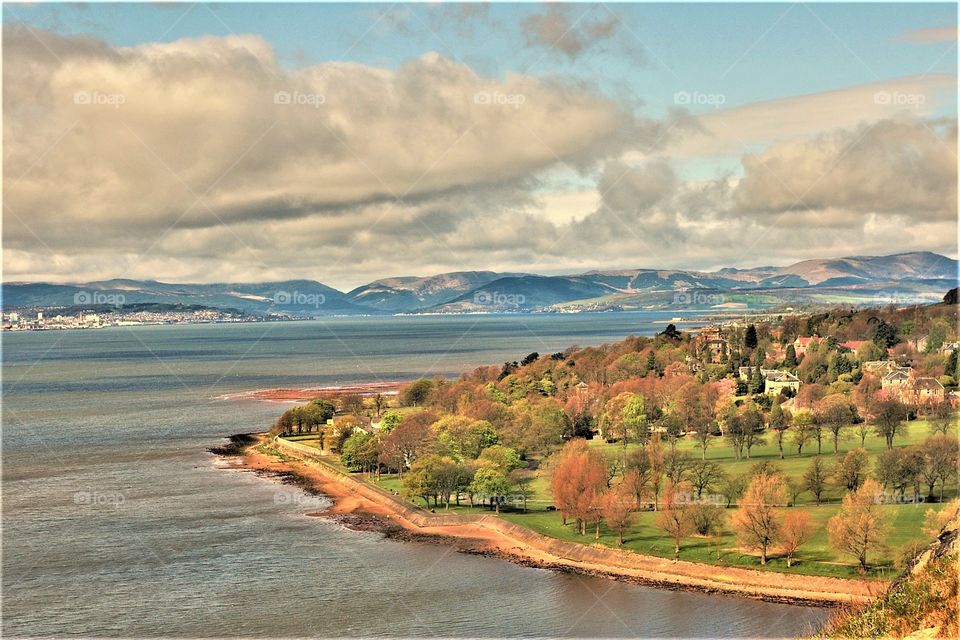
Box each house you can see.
[762,370,801,396]
[839,340,868,354]
[880,367,945,405]
[939,341,959,354]
[863,360,899,376]
[913,377,945,405]
[880,367,914,394]
[793,336,821,356]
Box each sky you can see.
[2,2,958,289]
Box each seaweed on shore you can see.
[208,432,258,456]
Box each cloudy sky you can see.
[3,2,957,290]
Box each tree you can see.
[470,467,510,513]
[692,419,716,460]
[373,393,386,418]
[340,393,364,416]
[928,401,955,436]
[744,324,758,350]
[664,449,693,485]
[740,403,766,459]
[689,459,724,499]
[784,344,798,368]
[828,478,890,572]
[768,403,792,459]
[802,456,831,505]
[401,378,433,407]
[476,444,522,474]
[834,448,869,492]
[550,440,608,533]
[340,430,373,471]
[817,395,856,454]
[731,471,788,565]
[403,454,444,507]
[791,410,815,456]
[509,469,535,513]
[601,485,636,545]
[520,352,540,366]
[624,449,652,508]
[872,397,909,449]
[920,434,959,501]
[780,511,814,567]
[719,473,748,508]
[657,480,695,557]
[647,435,665,511]
[378,411,403,433]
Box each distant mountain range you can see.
[3,252,957,315]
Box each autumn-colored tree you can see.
[656,480,695,557]
[601,485,636,545]
[732,471,788,565]
[780,511,814,567]
[550,439,608,534]
[827,478,889,571]
[624,449,652,508]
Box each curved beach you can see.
[227,434,882,607]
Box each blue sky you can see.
[6,2,956,114]
[3,3,957,284]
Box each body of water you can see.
[3,314,830,637]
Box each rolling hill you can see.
[3,252,956,315]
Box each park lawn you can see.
[498,500,948,580]
[582,417,955,506]
[328,417,954,579]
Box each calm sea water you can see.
[2,314,830,637]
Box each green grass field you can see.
[345,417,957,579]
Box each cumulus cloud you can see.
[734,117,957,221]
[521,4,623,60]
[2,25,956,287]
[3,26,678,269]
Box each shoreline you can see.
[216,433,882,608]
[216,381,404,402]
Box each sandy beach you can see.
[219,434,883,607]
[217,381,404,402]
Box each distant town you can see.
[1,305,296,331]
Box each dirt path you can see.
[220,434,883,607]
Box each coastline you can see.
[217,433,882,607]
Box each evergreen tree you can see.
[744,324,758,350]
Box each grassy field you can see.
[339,416,957,579]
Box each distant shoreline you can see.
[217,433,880,607]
